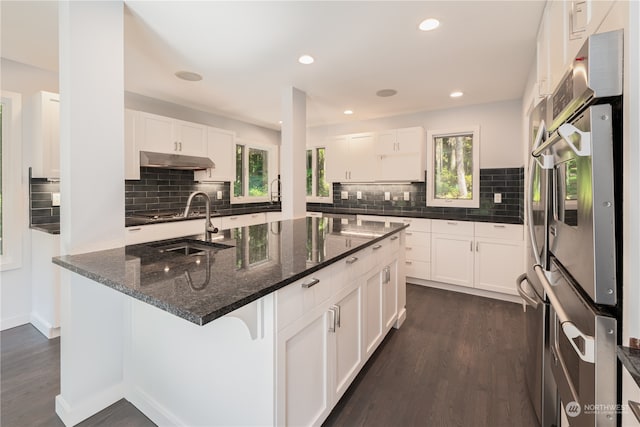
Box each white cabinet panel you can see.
[332,286,362,400]
[431,219,474,236]
[29,91,60,178]
[31,231,61,338]
[404,259,431,281]
[125,218,222,245]
[125,109,139,179]
[474,238,523,296]
[431,233,474,287]
[220,213,266,230]
[136,111,207,157]
[174,120,207,156]
[349,133,378,182]
[382,261,398,331]
[195,127,235,182]
[377,127,425,182]
[364,269,383,358]
[277,268,333,331]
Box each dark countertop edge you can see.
[306,206,524,225]
[125,207,281,227]
[54,222,409,326]
[31,225,60,235]
[617,346,640,389]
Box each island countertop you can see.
[53,217,406,326]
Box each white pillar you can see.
[56,2,127,425]
[280,86,307,219]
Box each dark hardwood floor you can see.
[1,284,536,427]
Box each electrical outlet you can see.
[341,191,349,200]
[403,191,410,201]
[356,191,362,200]
[216,191,223,200]
[494,193,502,203]
[384,191,390,201]
[52,192,61,206]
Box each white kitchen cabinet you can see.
[219,212,267,230]
[331,285,362,400]
[377,127,426,182]
[125,217,223,245]
[135,111,207,157]
[124,109,139,179]
[30,230,61,338]
[29,91,60,178]
[431,230,475,288]
[536,7,551,96]
[195,127,235,182]
[363,268,383,358]
[326,133,378,182]
[473,223,523,296]
[382,261,398,331]
[548,0,569,91]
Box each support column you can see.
[280,86,307,219]
[57,2,126,425]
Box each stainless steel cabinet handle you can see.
[406,247,412,250]
[345,171,348,179]
[230,217,238,220]
[301,278,320,289]
[390,235,399,241]
[405,232,413,236]
[333,304,341,328]
[128,227,142,231]
[372,244,382,250]
[405,261,413,265]
[447,221,458,225]
[346,256,358,264]
[174,141,178,151]
[476,242,479,252]
[494,224,506,228]
[328,307,337,333]
[179,142,182,151]
[470,241,473,251]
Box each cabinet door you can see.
[379,153,422,182]
[278,310,331,427]
[43,94,60,178]
[124,109,139,179]
[364,269,382,358]
[474,238,523,295]
[326,136,349,182]
[431,233,474,287]
[348,133,378,182]
[395,127,423,154]
[376,130,397,155]
[332,286,362,400]
[174,120,207,156]
[195,127,235,182]
[548,0,568,90]
[382,261,398,330]
[137,112,175,153]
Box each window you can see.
[306,147,330,201]
[426,127,480,208]
[232,140,276,203]
[1,91,23,270]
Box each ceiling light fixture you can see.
[298,54,315,65]
[175,71,203,81]
[344,110,354,115]
[376,89,398,97]
[419,18,440,32]
[450,91,464,98]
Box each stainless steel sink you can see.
[151,239,234,256]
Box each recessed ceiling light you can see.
[419,18,440,32]
[376,89,398,97]
[298,55,315,65]
[278,120,283,124]
[344,110,354,115]
[450,91,464,98]
[175,71,203,81]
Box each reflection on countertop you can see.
[53,217,406,326]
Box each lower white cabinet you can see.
[276,232,404,426]
[125,218,222,245]
[220,212,266,229]
[430,231,474,287]
[30,230,61,338]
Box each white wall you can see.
[125,92,280,147]
[307,99,524,169]
[0,59,58,330]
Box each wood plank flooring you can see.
[1,284,536,427]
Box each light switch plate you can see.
[357,191,362,200]
[52,192,61,206]
[341,191,349,200]
[494,193,502,203]
[216,191,223,200]
[384,192,390,201]
[403,191,410,201]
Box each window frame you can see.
[1,91,23,271]
[306,145,332,203]
[231,138,277,204]
[426,126,480,208]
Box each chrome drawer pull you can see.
[405,261,413,265]
[128,227,142,231]
[301,278,320,288]
[390,235,399,241]
[406,247,412,250]
[405,232,413,236]
[372,244,382,250]
[346,256,359,264]
[494,224,506,228]
[447,221,458,225]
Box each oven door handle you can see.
[534,265,596,364]
[516,273,540,311]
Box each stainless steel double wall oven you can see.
[521,30,624,427]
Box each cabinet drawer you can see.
[474,222,523,240]
[404,244,430,263]
[357,214,386,224]
[387,217,430,233]
[404,260,431,281]
[220,212,266,229]
[431,219,474,236]
[277,269,332,330]
[405,230,430,248]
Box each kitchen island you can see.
[53,217,406,426]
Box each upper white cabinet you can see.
[377,127,425,182]
[135,111,207,157]
[326,126,425,183]
[29,91,60,178]
[194,127,236,182]
[125,109,139,179]
[326,133,378,182]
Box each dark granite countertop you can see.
[31,224,61,235]
[617,346,640,389]
[53,217,406,326]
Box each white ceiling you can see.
[1,1,545,130]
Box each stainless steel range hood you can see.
[140,151,214,170]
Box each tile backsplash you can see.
[30,177,60,226]
[308,167,524,223]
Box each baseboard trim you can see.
[126,386,186,427]
[407,278,522,304]
[394,307,407,329]
[0,314,31,331]
[30,312,60,339]
[55,384,124,427]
